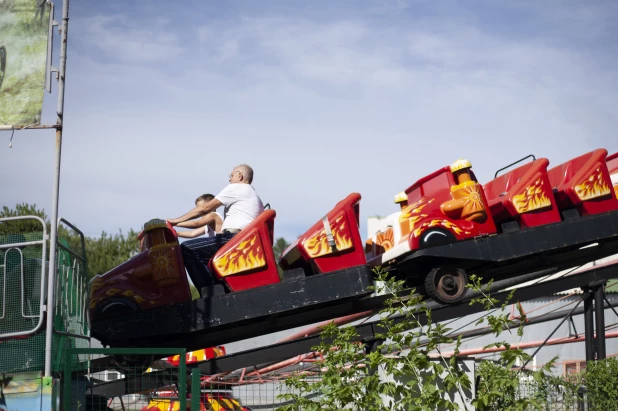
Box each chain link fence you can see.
[64,348,187,411]
[0,215,47,373]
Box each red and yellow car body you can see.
[279,193,366,275]
[89,220,192,320]
[606,151,618,199]
[90,148,618,323]
[365,159,497,268]
[90,197,368,321]
[141,389,247,411]
[365,149,618,269]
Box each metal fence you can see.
[64,348,187,411]
[63,347,296,411]
[0,215,90,374]
[54,218,90,372]
[59,347,618,410]
[0,215,48,373]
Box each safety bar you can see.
[0,215,48,339]
[494,154,537,178]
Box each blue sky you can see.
[1,0,617,242]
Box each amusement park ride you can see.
[89,148,618,350]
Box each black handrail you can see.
[494,154,536,179]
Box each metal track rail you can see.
[90,261,618,397]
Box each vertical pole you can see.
[179,351,187,411]
[63,348,71,411]
[594,285,606,360]
[191,368,201,410]
[583,288,594,362]
[45,0,70,377]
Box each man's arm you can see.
[168,198,223,226]
[176,227,207,239]
[177,213,219,229]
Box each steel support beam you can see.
[594,284,606,360]
[583,288,595,362]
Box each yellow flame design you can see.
[512,178,552,213]
[575,168,611,201]
[90,278,104,293]
[214,232,266,276]
[413,219,470,238]
[303,215,354,258]
[399,198,428,220]
[614,184,618,199]
[105,288,120,296]
[375,227,395,251]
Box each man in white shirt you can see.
[168,164,264,294]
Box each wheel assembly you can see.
[95,299,153,374]
[424,267,468,304]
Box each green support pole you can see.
[179,350,187,411]
[63,349,71,411]
[191,368,201,410]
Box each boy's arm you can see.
[168,198,223,225]
[177,213,219,229]
[176,227,207,239]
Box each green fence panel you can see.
[63,347,187,411]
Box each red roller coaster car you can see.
[362,149,618,303]
[89,149,618,348]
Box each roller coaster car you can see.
[364,149,618,304]
[89,219,192,322]
[279,193,367,274]
[89,211,284,322]
[89,206,373,341]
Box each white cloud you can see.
[72,15,183,64]
[2,2,618,244]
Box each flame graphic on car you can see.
[575,168,611,201]
[399,198,433,237]
[375,227,395,251]
[413,219,470,238]
[512,178,552,213]
[303,214,353,258]
[614,184,618,199]
[213,232,266,276]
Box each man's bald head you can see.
[235,164,254,184]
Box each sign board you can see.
[0,0,50,126]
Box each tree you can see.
[273,237,291,261]
[1,203,140,278]
[0,203,48,236]
[77,229,140,277]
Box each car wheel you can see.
[424,267,468,304]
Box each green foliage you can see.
[0,203,48,236]
[273,237,291,278]
[77,229,140,277]
[277,269,569,410]
[273,237,291,261]
[583,357,618,409]
[189,284,200,300]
